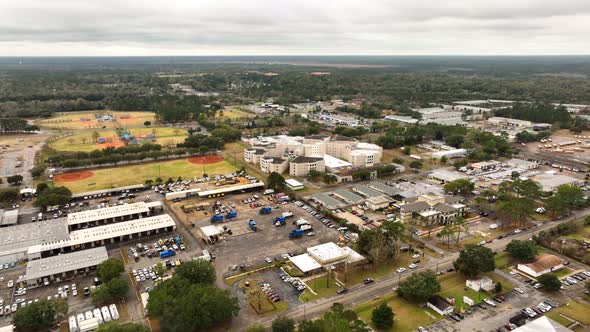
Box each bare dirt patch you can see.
[188,155,225,165]
[54,170,95,183]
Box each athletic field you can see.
[36,111,156,130]
[54,156,237,193]
[51,127,188,152]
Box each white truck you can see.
[295,219,310,227]
[282,211,294,218]
[101,306,112,323]
[109,304,120,320]
[299,224,313,232]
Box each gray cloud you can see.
[0,0,588,55]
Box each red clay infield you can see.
[96,142,125,149]
[188,155,224,165]
[54,171,95,183]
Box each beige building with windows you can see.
[289,156,325,177]
[260,157,288,174]
[399,194,466,225]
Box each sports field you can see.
[51,127,188,152]
[54,157,237,193]
[36,111,156,130]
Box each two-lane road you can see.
[253,209,590,328]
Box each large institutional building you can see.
[244,135,383,176]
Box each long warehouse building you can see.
[28,214,176,259]
[67,201,163,231]
[25,246,109,287]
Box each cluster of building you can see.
[0,201,176,287]
[244,135,383,177]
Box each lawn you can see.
[546,300,590,326]
[300,276,342,302]
[553,267,575,279]
[344,252,414,286]
[563,226,590,241]
[355,292,441,332]
[217,107,255,119]
[437,272,514,309]
[36,111,156,130]
[56,158,237,193]
[51,127,188,152]
[494,252,511,269]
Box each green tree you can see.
[298,303,369,332]
[7,174,24,185]
[97,258,125,282]
[506,240,538,262]
[371,303,394,330]
[267,172,286,191]
[98,322,150,332]
[398,270,441,301]
[144,121,152,127]
[246,324,267,332]
[537,273,561,291]
[392,157,404,165]
[307,170,321,181]
[444,178,474,194]
[272,317,295,332]
[147,277,239,332]
[0,188,18,204]
[13,299,68,332]
[497,197,534,227]
[174,260,216,285]
[454,245,495,278]
[402,147,411,155]
[495,282,503,293]
[409,160,423,170]
[92,278,129,305]
[33,186,72,210]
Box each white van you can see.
[69,316,79,332]
[93,308,103,324]
[109,304,120,320]
[101,306,112,323]
[489,224,498,230]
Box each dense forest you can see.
[1,56,589,121]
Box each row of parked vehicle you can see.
[69,304,120,332]
[277,270,307,292]
[562,270,590,286]
[259,281,282,303]
[496,300,557,332]
[294,201,336,228]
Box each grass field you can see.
[438,272,514,309]
[36,111,156,130]
[51,127,188,152]
[546,300,590,326]
[355,292,441,332]
[300,276,342,302]
[494,252,511,269]
[56,158,237,193]
[217,107,254,119]
[563,225,590,241]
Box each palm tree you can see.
[453,216,467,246]
[437,225,455,249]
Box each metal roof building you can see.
[311,193,346,209]
[25,247,108,287]
[0,219,70,264]
[0,209,19,227]
[367,181,400,196]
[352,184,384,198]
[67,202,160,230]
[28,215,176,258]
[332,189,365,204]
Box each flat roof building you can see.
[0,219,70,264]
[288,253,322,274]
[67,202,162,231]
[428,169,469,184]
[199,225,223,244]
[25,247,108,287]
[532,173,584,192]
[367,181,400,196]
[333,189,365,205]
[352,184,384,198]
[0,209,19,227]
[366,196,391,210]
[311,193,346,209]
[285,178,304,191]
[28,215,176,258]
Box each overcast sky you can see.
[1,0,589,56]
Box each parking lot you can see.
[173,193,342,285]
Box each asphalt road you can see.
[253,209,590,328]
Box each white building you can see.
[428,169,469,184]
[532,173,584,192]
[466,276,495,292]
[488,117,532,128]
[505,158,539,170]
[384,115,419,124]
[517,255,564,278]
[285,178,304,191]
[431,148,468,159]
[289,156,325,177]
[260,157,288,174]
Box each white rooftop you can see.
[0,219,70,256]
[25,247,108,281]
[28,215,176,254]
[512,316,571,332]
[307,242,346,265]
[289,253,322,273]
[323,154,352,168]
[200,225,222,237]
[67,202,150,226]
[285,178,304,187]
[429,169,469,182]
